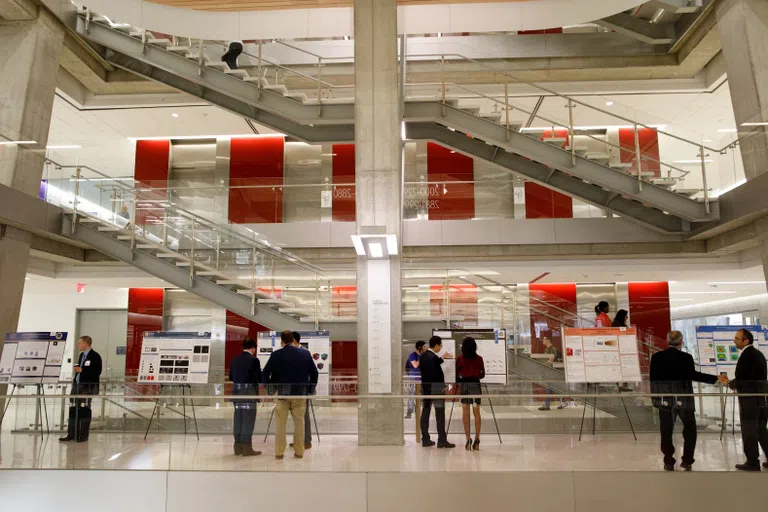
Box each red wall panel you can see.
[519,28,564,35]
[619,128,661,178]
[224,310,270,375]
[628,281,670,350]
[133,140,170,226]
[528,283,577,354]
[332,144,356,222]
[331,285,357,318]
[426,142,475,220]
[429,284,478,327]
[331,340,357,401]
[524,182,573,219]
[229,136,285,224]
[125,288,164,377]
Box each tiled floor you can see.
[0,431,753,473]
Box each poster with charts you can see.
[0,332,68,385]
[138,332,212,384]
[256,331,331,395]
[432,329,508,385]
[695,325,768,380]
[563,327,641,383]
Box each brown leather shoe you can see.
[233,443,242,456]
[241,445,262,457]
[294,453,304,459]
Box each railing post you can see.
[634,122,643,192]
[505,78,510,140]
[251,247,257,315]
[445,275,451,327]
[129,195,136,260]
[314,273,320,330]
[317,57,323,117]
[441,55,446,117]
[257,41,263,98]
[568,99,576,167]
[700,145,710,214]
[215,232,221,270]
[72,166,81,233]
[197,39,204,76]
[189,218,196,287]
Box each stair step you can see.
[284,91,308,101]
[79,218,101,223]
[97,226,122,232]
[675,188,699,197]
[168,46,190,54]
[264,84,288,94]
[148,38,172,47]
[243,77,269,87]
[585,152,611,161]
[129,30,144,38]
[206,61,229,71]
[225,68,249,79]
[156,252,182,259]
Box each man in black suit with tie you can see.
[650,330,718,471]
[60,336,102,442]
[229,338,262,457]
[722,329,768,471]
[419,336,455,448]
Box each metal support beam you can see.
[596,13,677,45]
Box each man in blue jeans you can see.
[405,341,426,419]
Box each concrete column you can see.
[0,9,65,382]
[716,0,768,180]
[753,217,768,295]
[354,0,404,445]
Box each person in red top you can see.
[595,301,612,327]
[456,337,485,451]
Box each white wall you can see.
[17,279,128,378]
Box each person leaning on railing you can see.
[649,330,718,472]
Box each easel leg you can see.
[310,399,320,444]
[483,384,502,444]
[39,385,50,435]
[181,385,188,436]
[617,384,637,441]
[264,404,275,442]
[187,385,199,441]
[447,397,455,433]
[592,386,597,436]
[719,389,727,441]
[144,399,160,441]
[579,384,590,442]
[0,384,16,429]
[731,390,736,437]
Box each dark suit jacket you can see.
[650,347,717,410]
[229,351,261,403]
[71,349,102,395]
[419,350,446,395]
[262,344,318,396]
[730,345,768,409]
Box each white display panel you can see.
[563,327,641,383]
[257,331,331,395]
[0,332,68,384]
[137,332,212,384]
[367,259,392,394]
[432,329,508,385]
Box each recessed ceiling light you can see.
[717,128,738,133]
[0,140,36,146]
[172,113,179,118]
[605,101,614,106]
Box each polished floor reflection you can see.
[0,431,748,472]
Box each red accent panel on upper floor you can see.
[332,144,356,222]
[133,140,170,226]
[524,182,573,218]
[426,142,475,220]
[224,310,270,375]
[125,288,164,377]
[628,281,670,350]
[528,283,577,354]
[619,128,661,178]
[229,136,285,224]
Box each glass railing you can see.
[1,382,754,471]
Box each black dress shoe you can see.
[735,464,761,472]
[763,462,768,470]
[681,462,693,471]
[437,442,456,449]
[59,436,74,442]
[422,440,436,447]
[234,443,243,456]
[664,464,675,472]
[241,445,262,457]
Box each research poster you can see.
[256,330,332,395]
[432,329,508,384]
[563,327,641,383]
[0,332,68,385]
[695,325,768,380]
[138,332,212,384]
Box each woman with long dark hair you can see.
[612,309,629,328]
[595,301,612,327]
[456,337,485,451]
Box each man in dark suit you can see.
[650,330,718,471]
[229,338,262,457]
[59,336,102,442]
[723,328,768,471]
[419,336,455,448]
[262,330,318,460]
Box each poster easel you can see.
[577,383,637,442]
[446,383,502,443]
[0,384,50,433]
[143,384,199,440]
[263,398,321,444]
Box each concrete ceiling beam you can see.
[0,0,37,20]
[596,12,677,44]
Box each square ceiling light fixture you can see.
[351,227,398,259]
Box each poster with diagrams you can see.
[695,325,768,380]
[432,329,508,384]
[138,332,212,384]
[256,331,332,395]
[0,332,68,384]
[563,327,641,383]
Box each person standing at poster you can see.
[456,337,485,451]
[595,301,612,328]
[419,336,455,449]
[230,338,262,457]
[59,336,102,442]
[722,329,768,471]
[405,341,427,419]
[650,331,718,471]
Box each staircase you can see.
[72,12,718,234]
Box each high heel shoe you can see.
[465,439,472,451]
[472,438,480,451]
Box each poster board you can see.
[257,331,331,395]
[563,327,641,383]
[695,325,768,380]
[138,332,212,384]
[432,329,508,384]
[0,332,68,385]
